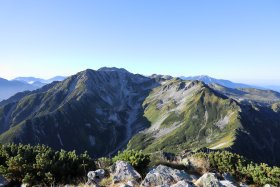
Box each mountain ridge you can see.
[0,68,280,166]
[181,75,259,89]
[0,69,158,157]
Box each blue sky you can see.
[0,0,279,85]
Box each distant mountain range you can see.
[0,68,280,166]
[180,75,253,88]
[181,75,280,92]
[13,76,65,84]
[0,76,66,101]
[0,78,36,101]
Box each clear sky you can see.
[0,0,279,85]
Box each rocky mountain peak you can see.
[98,67,129,74]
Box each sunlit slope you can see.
[128,79,241,153]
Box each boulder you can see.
[141,165,192,186]
[220,180,237,187]
[87,169,106,186]
[112,161,141,184]
[0,175,8,187]
[118,180,139,187]
[194,173,223,187]
[171,180,194,187]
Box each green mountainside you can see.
[128,79,280,166]
[0,68,157,157]
[0,68,280,166]
[128,79,240,152]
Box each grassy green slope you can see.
[128,79,241,154]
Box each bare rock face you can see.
[220,180,238,187]
[141,165,192,187]
[0,175,8,186]
[171,180,195,187]
[118,180,139,187]
[195,173,223,187]
[112,161,142,184]
[87,169,106,186]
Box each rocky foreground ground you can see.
[85,161,273,187]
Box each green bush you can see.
[0,144,95,186]
[192,151,280,186]
[96,157,113,169]
[113,149,150,174]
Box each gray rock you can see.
[0,175,8,187]
[119,180,139,187]
[220,180,237,187]
[195,173,223,187]
[141,165,192,187]
[264,185,273,187]
[239,183,249,187]
[171,180,194,187]
[222,173,235,182]
[87,169,106,185]
[112,161,141,183]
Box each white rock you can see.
[141,165,192,187]
[171,180,194,187]
[194,173,223,187]
[220,180,237,187]
[87,169,106,185]
[112,161,141,183]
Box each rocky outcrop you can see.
[118,180,139,187]
[87,169,106,186]
[141,165,193,186]
[171,180,194,187]
[220,180,237,187]
[112,161,142,184]
[194,173,223,187]
[92,160,253,187]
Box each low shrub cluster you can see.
[193,151,280,186]
[112,149,150,175]
[0,144,95,186]
[95,157,113,169]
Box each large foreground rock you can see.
[87,169,106,186]
[171,180,194,187]
[141,165,192,186]
[112,161,142,183]
[195,173,223,187]
[220,180,237,187]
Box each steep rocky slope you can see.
[0,68,157,157]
